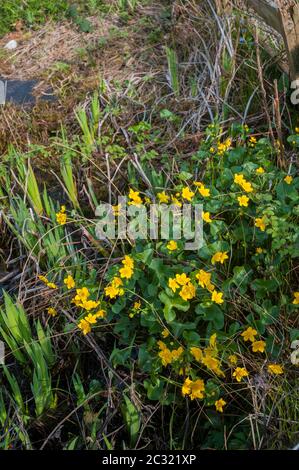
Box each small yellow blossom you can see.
[157,191,170,203]
[78,318,92,335]
[211,291,224,304]
[190,347,203,362]
[256,167,265,174]
[56,206,67,225]
[293,292,299,305]
[228,354,238,365]
[215,398,226,413]
[237,195,249,207]
[233,367,249,382]
[196,270,213,290]
[47,307,57,317]
[211,251,229,265]
[167,240,178,251]
[128,188,142,205]
[249,136,257,147]
[203,212,212,223]
[252,340,266,353]
[255,216,267,232]
[175,273,191,286]
[64,275,75,290]
[256,247,263,254]
[94,309,106,319]
[268,364,284,375]
[181,187,195,202]
[162,329,170,338]
[168,277,179,292]
[105,277,124,299]
[284,175,293,185]
[241,326,257,342]
[182,377,192,396]
[179,282,196,301]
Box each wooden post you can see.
[247,0,299,81]
[277,0,299,81]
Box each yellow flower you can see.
[171,195,182,207]
[198,185,210,197]
[56,205,67,225]
[64,275,75,290]
[211,251,229,265]
[211,291,224,304]
[47,307,57,317]
[203,211,212,223]
[73,287,90,306]
[128,188,142,205]
[237,195,249,207]
[85,313,98,324]
[94,309,106,319]
[190,347,203,362]
[256,247,263,254]
[241,326,257,342]
[47,282,58,289]
[157,191,169,203]
[119,265,133,279]
[284,175,293,185]
[81,299,100,311]
[171,346,184,362]
[202,354,224,377]
[144,197,151,204]
[181,186,195,201]
[182,377,192,396]
[232,367,249,382]
[78,319,92,335]
[293,292,299,305]
[162,329,170,338]
[241,181,253,193]
[256,167,265,174]
[189,379,205,400]
[295,127,299,133]
[228,354,238,365]
[122,255,134,269]
[168,277,179,292]
[234,173,245,185]
[179,282,196,301]
[196,269,212,289]
[215,398,226,413]
[134,301,141,310]
[249,136,257,147]
[167,240,178,251]
[255,216,267,232]
[252,340,266,353]
[158,348,173,366]
[105,277,124,299]
[175,273,191,286]
[268,364,284,375]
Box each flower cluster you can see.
[158,340,183,366]
[168,273,196,301]
[56,205,67,225]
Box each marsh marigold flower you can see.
[56,206,67,225]
[211,291,224,304]
[252,340,266,353]
[237,195,249,207]
[194,182,210,197]
[64,275,75,290]
[181,187,194,201]
[211,251,229,265]
[203,211,212,223]
[128,188,142,205]
[255,217,267,232]
[190,347,203,362]
[256,167,265,174]
[215,398,226,413]
[179,282,196,301]
[228,354,238,365]
[241,326,257,342]
[284,175,293,185]
[157,191,169,203]
[168,277,179,292]
[78,318,92,335]
[233,367,249,382]
[293,292,299,305]
[268,364,284,375]
[167,240,178,251]
[47,307,57,317]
